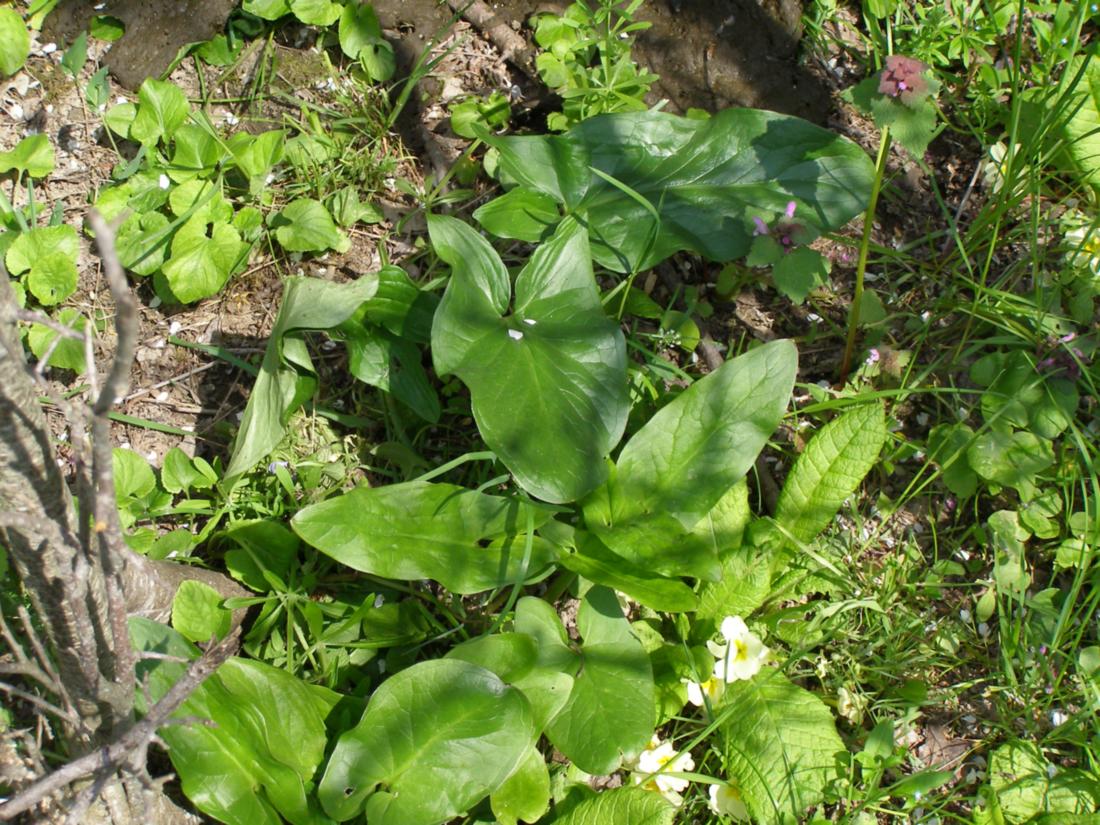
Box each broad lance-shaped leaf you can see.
[291,480,559,593]
[774,401,885,546]
[224,275,378,483]
[542,586,655,775]
[584,340,797,580]
[721,670,844,825]
[429,214,628,504]
[476,109,875,272]
[319,659,535,825]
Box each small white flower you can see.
[959,609,972,622]
[978,622,990,638]
[224,112,239,127]
[1050,709,1068,726]
[708,782,750,820]
[41,43,57,55]
[158,173,170,190]
[1063,214,1100,282]
[709,616,769,682]
[837,686,866,724]
[981,141,1020,193]
[631,735,694,806]
[683,676,724,707]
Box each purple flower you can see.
[753,216,770,236]
[878,54,929,105]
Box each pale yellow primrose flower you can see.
[709,782,750,821]
[837,685,866,725]
[980,141,1020,194]
[631,734,695,807]
[683,675,725,707]
[1063,218,1100,282]
[708,616,769,683]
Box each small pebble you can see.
[41,43,57,55]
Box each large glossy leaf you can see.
[224,275,378,483]
[429,214,628,504]
[477,109,875,272]
[130,618,335,825]
[552,787,675,825]
[342,322,440,422]
[319,658,535,824]
[291,480,558,593]
[721,669,844,825]
[774,401,885,546]
[543,586,654,775]
[584,340,797,579]
[513,597,578,731]
[491,743,551,825]
[561,532,698,612]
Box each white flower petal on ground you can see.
[708,782,750,820]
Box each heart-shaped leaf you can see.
[0,134,54,178]
[478,109,875,272]
[541,586,654,775]
[319,658,535,824]
[161,217,246,303]
[272,197,349,253]
[429,214,628,503]
[130,78,190,147]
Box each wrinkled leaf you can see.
[775,402,885,545]
[722,670,845,824]
[171,580,231,643]
[491,743,551,825]
[552,786,675,825]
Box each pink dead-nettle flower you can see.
[753,201,803,250]
[878,54,929,105]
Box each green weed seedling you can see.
[530,0,657,131]
[0,135,90,371]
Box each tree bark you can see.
[0,253,245,822]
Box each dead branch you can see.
[0,630,239,822]
[445,0,538,80]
